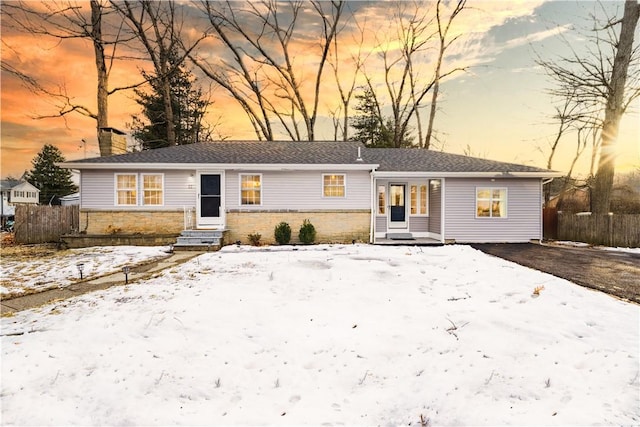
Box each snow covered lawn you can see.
[0,246,171,297]
[2,244,638,425]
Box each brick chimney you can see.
[98,127,127,156]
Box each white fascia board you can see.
[57,162,380,171]
[372,171,561,179]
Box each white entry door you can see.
[388,184,408,229]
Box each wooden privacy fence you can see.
[557,212,640,247]
[15,205,80,244]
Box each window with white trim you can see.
[116,174,137,206]
[240,174,261,205]
[476,188,507,218]
[142,174,163,206]
[410,184,428,215]
[377,185,386,214]
[323,174,345,197]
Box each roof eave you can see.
[372,171,561,178]
[57,162,380,171]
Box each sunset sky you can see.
[1,0,638,179]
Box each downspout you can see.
[369,169,375,244]
[441,178,446,243]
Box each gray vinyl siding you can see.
[444,178,542,243]
[225,170,370,210]
[429,180,442,234]
[409,216,429,232]
[375,216,387,232]
[80,169,196,209]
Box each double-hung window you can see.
[240,174,261,205]
[115,173,164,206]
[142,174,163,205]
[323,174,345,197]
[476,188,507,218]
[116,174,137,206]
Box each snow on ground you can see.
[1,244,638,426]
[549,240,640,253]
[0,246,171,296]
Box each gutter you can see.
[56,162,380,172]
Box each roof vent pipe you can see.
[356,146,363,162]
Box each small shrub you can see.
[274,222,291,245]
[298,219,316,244]
[248,232,262,246]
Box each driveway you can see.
[471,243,640,304]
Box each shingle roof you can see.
[65,141,368,165]
[63,140,553,174]
[363,148,550,173]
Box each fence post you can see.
[608,212,614,247]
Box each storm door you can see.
[197,173,224,228]
[388,184,407,229]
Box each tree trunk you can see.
[91,0,110,156]
[592,0,639,213]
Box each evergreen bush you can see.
[274,222,291,245]
[248,232,262,246]
[298,219,316,244]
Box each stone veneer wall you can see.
[80,209,371,245]
[226,210,370,244]
[80,209,191,235]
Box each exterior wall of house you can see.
[443,178,542,243]
[224,170,371,210]
[374,178,433,236]
[80,169,196,209]
[79,168,369,242]
[79,209,187,235]
[79,169,196,235]
[224,170,371,243]
[226,210,370,244]
[9,182,39,205]
[428,180,442,235]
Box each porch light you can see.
[122,265,131,284]
[76,263,85,280]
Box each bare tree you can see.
[327,9,369,141]
[191,0,344,141]
[362,1,468,148]
[2,0,136,155]
[424,0,467,149]
[593,0,640,213]
[538,0,640,213]
[110,0,206,147]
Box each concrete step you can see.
[180,230,225,238]
[175,237,221,247]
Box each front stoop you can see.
[386,232,414,240]
[174,229,228,251]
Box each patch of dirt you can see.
[472,243,640,304]
[0,241,64,259]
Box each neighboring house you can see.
[1,179,40,229]
[59,141,559,245]
[60,192,81,206]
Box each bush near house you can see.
[274,222,291,245]
[299,219,316,244]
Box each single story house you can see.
[59,141,559,246]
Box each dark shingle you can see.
[65,141,368,165]
[362,148,550,173]
[65,140,552,173]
